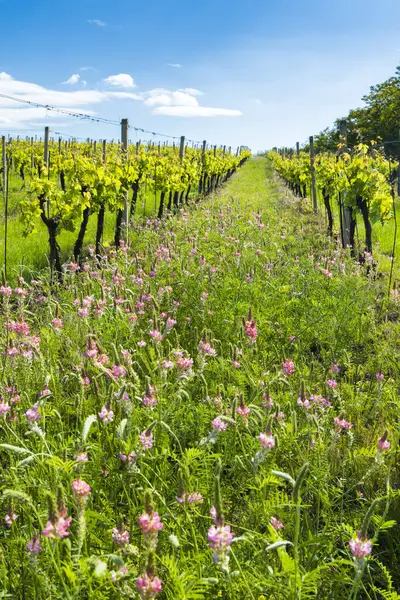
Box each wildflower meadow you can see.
[1,157,400,599]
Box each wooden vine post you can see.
[309,136,317,213]
[121,118,129,230]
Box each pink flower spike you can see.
[112,526,130,547]
[378,433,390,452]
[138,511,163,534]
[212,417,227,431]
[98,405,114,423]
[26,535,42,555]
[259,432,275,449]
[41,520,55,538]
[270,516,284,530]
[349,533,372,560]
[282,359,295,376]
[72,478,91,497]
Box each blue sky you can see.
[1,0,400,151]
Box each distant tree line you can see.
[313,66,400,157]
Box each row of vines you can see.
[269,144,397,255]
[0,139,251,281]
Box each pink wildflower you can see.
[72,478,91,497]
[139,429,154,450]
[138,511,163,535]
[149,329,163,343]
[112,526,130,547]
[270,516,284,530]
[26,535,42,555]
[212,417,227,431]
[142,386,157,408]
[98,405,114,423]
[244,319,258,344]
[198,340,217,356]
[208,524,234,569]
[4,512,17,527]
[378,432,390,452]
[111,364,126,379]
[25,405,40,421]
[52,318,63,329]
[259,432,275,449]
[334,415,353,431]
[282,359,295,376]
[349,533,372,560]
[76,452,88,463]
[136,574,163,598]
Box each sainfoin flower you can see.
[72,478,91,497]
[139,429,154,450]
[244,319,258,344]
[5,512,17,526]
[378,432,390,452]
[25,405,40,422]
[142,385,157,408]
[98,405,114,423]
[349,533,372,560]
[136,574,163,598]
[212,417,227,431]
[270,516,284,530]
[138,511,163,533]
[111,364,126,379]
[198,340,217,356]
[334,415,353,431]
[236,405,251,419]
[112,526,130,547]
[259,432,275,449]
[282,359,295,376]
[41,515,72,539]
[149,329,163,343]
[208,524,234,570]
[176,492,204,505]
[26,535,42,555]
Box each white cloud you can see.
[178,88,203,96]
[0,72,13,81]
[168,63,183,69]
[144,89,198,107]
[0,72,141,127]
[63,74,80,85]
[87,19,106,27]
[103,73,136,88]
[153,106,243,117]
[79,66,95,72]
[143,87,241,118]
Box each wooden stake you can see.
[309,136,317,214]
[121,118,129,235]
[44,126,50,170]
[179,136,185,161]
